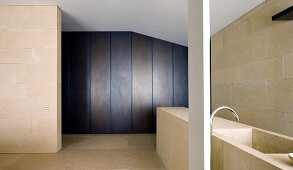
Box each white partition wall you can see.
[188,0,210,169]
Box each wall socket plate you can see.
[44,105,49,112]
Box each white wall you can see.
[188,0,210,169]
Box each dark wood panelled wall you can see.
[62,32,188,134]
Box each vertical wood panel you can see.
[173,44,189,107]
[90,32,111,133]
[110,32,132,133]
[68,32,90,133]
[61,33,70,134]
[132,33,153,133]
[153,39,173,131]
[62,32,188,134]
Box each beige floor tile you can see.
[4,149,80,170]
[0,154,24,169]
[2,135,165,170]
[62,136,88,149]
[83,135,129,149]
[63,135,129,150]
[67,149,130,170]
[131,168,166,170]
[127,134,156,150]
[130,150,164,169]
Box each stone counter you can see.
[156,107,189,170]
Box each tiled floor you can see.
[0,134,165,170]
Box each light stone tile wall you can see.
[0,6,61,153]
[211,0,293,137]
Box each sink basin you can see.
[213,128,293,154]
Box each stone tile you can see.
[0,84,27,99]
[239,56,283,82]
[211,32,224,71]
[16,64,57,84]
[26,83,57,98]
[0,119,31,136]
[267,79,293,113]
[79,135,128,150]
[0,135,165,169]
[128,134,156,150]
[4,150,79,170]
[240,60,267,82]
[6,97,55,116]
[284,53,293,79]
[0,49,32,64]
[0,6,28,29]
[232,103,293,138]
[223,21,249,48]
[0,6,58,30]
[67,149,130,170]
[265,111,293,137]
[22,6,58,29]
[0,64,18,83]
[63,135,129,150]
[223,40,251,68]
[0,154,24,169]
[0,99,6,118]
[0,30,6,49]
[249,32,267,60]
[241,31,266,65]
[132,169,166,170]
[231,82,267,110]
[212,84,231,107]
[212,66,241,85]
[6,29,57,49]
[130,150,164,169]
[31,117,57,136]
[266,22,293,59]
[245,4,270,36]
[29,49,57,65]
[266,56,283,81]
[229,106,265,128]
[211,85,217,110]
[62,136,88,149]
[0,48,57,66]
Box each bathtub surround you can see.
[211,0,293,137]
[0,6,62,153]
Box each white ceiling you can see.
[211,0,264,35]
[0,0,264,46]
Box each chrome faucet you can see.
[210,106,240,132]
